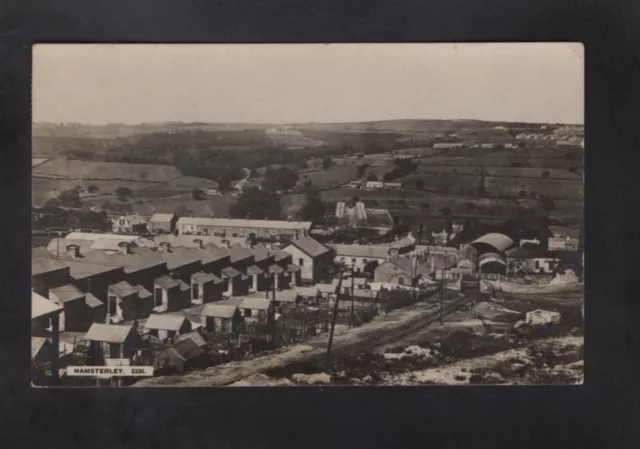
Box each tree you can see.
[415,179,425,189]
[87,185,99,193]
[218,173,232,191]
[422,202,430,210]
[518,190,527,198]
[299,183,326,224]
[440,207,452,217]
[541,170,550,178]
[116,186,133,201]
[230,187,282,220]
[466,202,476,212]
[322,156,333,169]
[192,188,206,200]
[58,189,82,207]
[357,163,369,178]
[367,174,378,182]
[45,198,61,208]
[262,167,299,192]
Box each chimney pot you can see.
[66,244,80,259]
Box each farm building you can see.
[144,314,192,344]
[220,297,275,324]
[176,217,312,239]
[329,244,390,273]
[84,323,139,362]
[146,213,178,234]
[201,303,243,334]
[281,236,333,285]
[374,258,430,286]
[154,339,208,373]
[506,248,579,275]
[112,214,148,234]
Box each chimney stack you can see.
[65,244,80,259]
[221,239,231,249]
[118,241,130,254]
[159,242,171,252]
[193,238,204,249]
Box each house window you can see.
[534,260,540,270]
[398,277,405,286]
[362,259,368,264]
[244,309,252,317]
[352,258,357,264]
[192,283,200,300]
[154,288,163,307]
[214,232,222,237]
[298,258,304,267]
[232,233,238,237]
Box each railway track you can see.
[325,291,484,359]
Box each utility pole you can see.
[271,270,277,348]
[326,268,345,366]
[439,258,446,326]
[350,264,355,328]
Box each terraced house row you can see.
[31,234,334,334]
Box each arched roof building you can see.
[470,233,514,255]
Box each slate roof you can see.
[169,339,205,361]
[45,238,93,257]
[108,281,139,298]
[329,244,389,259]
[285,236,330,258]
[90,239,138,252]
[149,213,175,223]
[136,285,153,299]
[221,266,243,279]
[176,217,312,230]
[177,279,190,291]
[31,256,70,276]
[228,246,254,263]
[49,284,85,303]
[201,303,238,318]
[176,331,207,347]
[155,275,180,289]
[84,323,134,344]
[31,337,52,359]
[471,233,514,253]
[144,314,188,331]
[295,286,319,297]
[192,271,217,284]
[31,292,63,319]
[85,292,104,308]
[221,297,272,311]
[268,264,284,274]
[246,265,264,276]
[273,289,299,303]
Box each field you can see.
[31,178,150,205]
[126,194,237,217]
[33,158,182,182]
[396,147,444,157]
[321,188,521,218]
[296,165,360,190]
[414,165,482,175]
[483,167,581,180]
[485,177,583,200]
[398,174,483,195]
[166,176,220,190]
[360,165,396,181]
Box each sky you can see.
[32,43,584,125]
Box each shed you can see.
[144,314,192,343]
[154,339,208,373]
[526,309,561,326]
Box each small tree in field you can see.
[116,186,133,201]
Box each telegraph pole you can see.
[271,270,277,348]
[326,267,345,365]
[350,264,355,328]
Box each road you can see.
[232,168,251,193]
[136,290,482,387]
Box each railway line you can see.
[322,291,484,359]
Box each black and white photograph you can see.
[31,43,584,387]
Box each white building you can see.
[176,217,312,239]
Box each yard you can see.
[33,158,182,182]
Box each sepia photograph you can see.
[31,43,584,387]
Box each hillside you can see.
[33,158,182,182]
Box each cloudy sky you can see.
[33,43,583,125]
